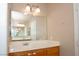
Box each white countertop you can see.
[9,40,60,53]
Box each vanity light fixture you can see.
[24,4,40,16]
[24,4,31,15]
[16,24,25,27]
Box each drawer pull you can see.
[33,52,36,55]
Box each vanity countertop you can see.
[9,40,60,53]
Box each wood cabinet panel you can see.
[25,51,33,56]
[8,53,15,56]
[9,51,32,56]
[9,52,26,56]
[32,49,46,56]
[47,47,59,56]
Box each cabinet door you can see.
[47,46,59,56]
[32,49,47,56]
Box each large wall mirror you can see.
[10,3,48,41]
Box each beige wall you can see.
[47,3,75,56]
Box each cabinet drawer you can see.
[9,51,33,56]
[31,49,47,56]
[14,52,26,56]
[9,53,15,56]
[25,51,33,56]
[9,52,26,56]
[47,46,59,56]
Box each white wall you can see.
[47,3,75,56]
[0,3,8,55]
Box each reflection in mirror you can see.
[11,4,47,41]
[11,11,33,41]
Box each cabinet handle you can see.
[27,53,31,56]
[33,52,36,55]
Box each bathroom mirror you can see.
[10,3,48,41]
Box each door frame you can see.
[73,3,79,56]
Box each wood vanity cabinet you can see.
[8,46,59,56]
[9,49,46,56]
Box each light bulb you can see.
[35,8,40,13]
[17,24,25,27]
[32,7,40,16]
[25,5,30,12]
